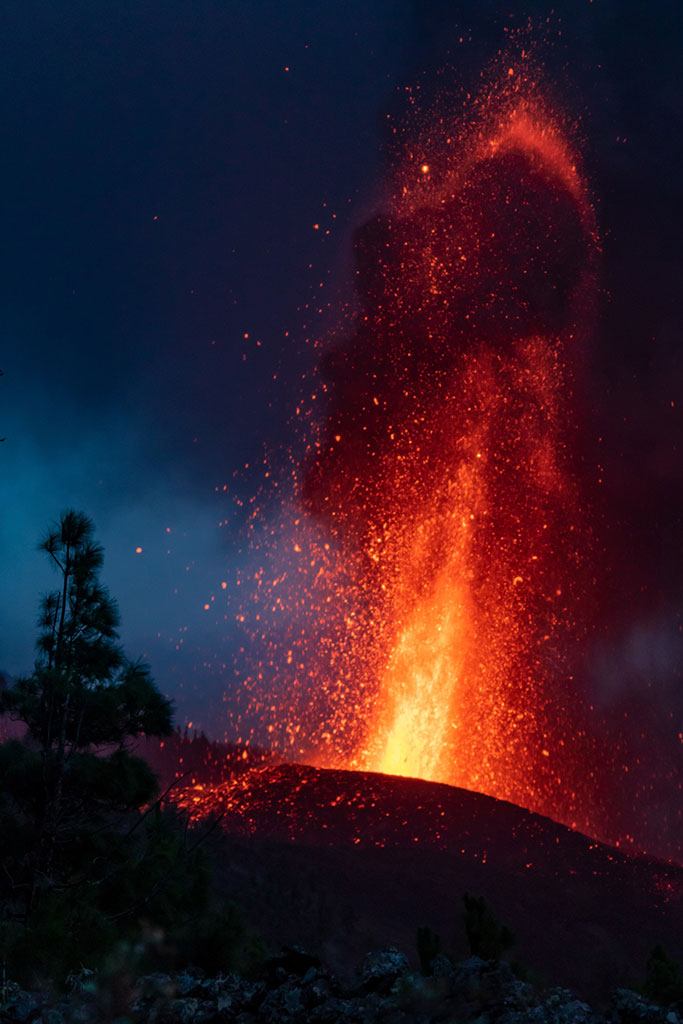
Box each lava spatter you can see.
[215,62,605,840]
[302,65,600,823]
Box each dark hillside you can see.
[172,763,682,1003]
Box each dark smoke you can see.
[305,144,593,536]
[303,4,682,860]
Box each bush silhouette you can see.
[463,892,515,960]
[417,925,442,975]
[642,944,683,1004]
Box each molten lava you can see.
[359,337,581,795]
[299,69,600,823]
[220,64,607,839]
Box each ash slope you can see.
[187,763,682,1004]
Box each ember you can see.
[208,62,611,841]
[302,64,600,823]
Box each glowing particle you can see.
[135,547,142,554]
[203,603,210,611]
[190,68,613,848]
[221,581,227,590]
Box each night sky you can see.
[2,0,682,807]
[1,0,414,725]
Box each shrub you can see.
[462,892,515,960]
[417,925,442,975]
[641,944,683,1004]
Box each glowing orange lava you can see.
[302,65,600,823]
[355,333,583,803]
[222,61,604,837]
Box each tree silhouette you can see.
[0,510,174,964]
[0,524,262,985]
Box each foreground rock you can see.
[1,950,681,1024]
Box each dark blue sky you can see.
[2,0,682,761]
[1,0,413,726]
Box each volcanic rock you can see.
[611,989,682,1024]
[361,947,411,993]
[431,953,456,978]
[2,955,683,1024]
[542,988,594,1024]
[0,985,40,1022]
[264,945,321,981]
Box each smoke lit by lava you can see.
[305,64,603,818]
[191,60,677,858]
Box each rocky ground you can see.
[1,947,681,1024]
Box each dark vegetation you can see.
[641,944,683,1005]
[463,891,516,961]
[416,925,442,976]
[419,896,520,979]
[138,725,271,795]
[0,511,261,987]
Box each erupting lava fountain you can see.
[225,60,611,842]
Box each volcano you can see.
[236,66,605,832]
[227,60,678,881]
[175,761,682,1003]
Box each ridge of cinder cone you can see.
[175,762,683,1002]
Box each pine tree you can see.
[0,511,175,975]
